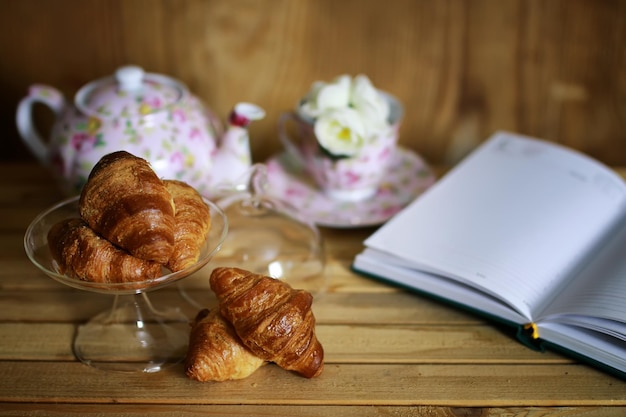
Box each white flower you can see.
[351,75,390,134]
[298,74,392,157]
[314,107,367,157]
[299,75,351,119]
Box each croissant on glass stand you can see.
[209,267,324,378]
[47,218,162,283]
[47,151,214,285]
[164,180,212,272]
[185,308,266,382]
[79,151,176,264]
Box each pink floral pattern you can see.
[18,69,259,196]
[265,147,435,228]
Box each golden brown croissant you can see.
[164,180,211,272]
[47,218,162,283]
[209,267,324,378]
[79,151,176,264]
[185,308,265,382]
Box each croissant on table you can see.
[47,218,162,283]
[79,151,176,264]
[209,267,324,378]
[185,308,265,382]
[164,180,211,272]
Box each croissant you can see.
[47,218,162,283]
[79,151,176,264]
[185,308,265,382]
[164,180,211,272]
[209,267,324,378]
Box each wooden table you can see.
[2,162,626,416]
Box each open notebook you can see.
[353,131,626,379]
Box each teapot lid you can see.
[74,66,187,119]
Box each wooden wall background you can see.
[1,0,625,167]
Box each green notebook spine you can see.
[353,264,626,380]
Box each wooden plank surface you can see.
[0,321,571,364]
[1,404,624,417]
[2,163,626,415]
[1,362,624,406]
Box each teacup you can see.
[278,92,403,202]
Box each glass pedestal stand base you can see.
[73,292,189,373]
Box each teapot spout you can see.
[229,102,266,128]
[211,103,265,190]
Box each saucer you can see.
[264,147,436,228]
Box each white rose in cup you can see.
[299,75,352,119]
[279,74,403,201]
[351,75,390,135]
[314,107,367,158]
[298,74,392,158]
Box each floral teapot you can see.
[16,65,265,196]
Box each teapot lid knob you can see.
[116,66,144,92]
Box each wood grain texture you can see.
[3,163,626,415]
[0,362,624,406]
[0,322,570,363]
[1,0,624,166]
[1,405,624,417]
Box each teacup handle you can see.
[16,85,66,165]
[277,112,306,167]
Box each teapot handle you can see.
[16,85,66,164]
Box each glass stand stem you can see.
[73,292,189,373]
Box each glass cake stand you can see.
[24,196,228,373]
